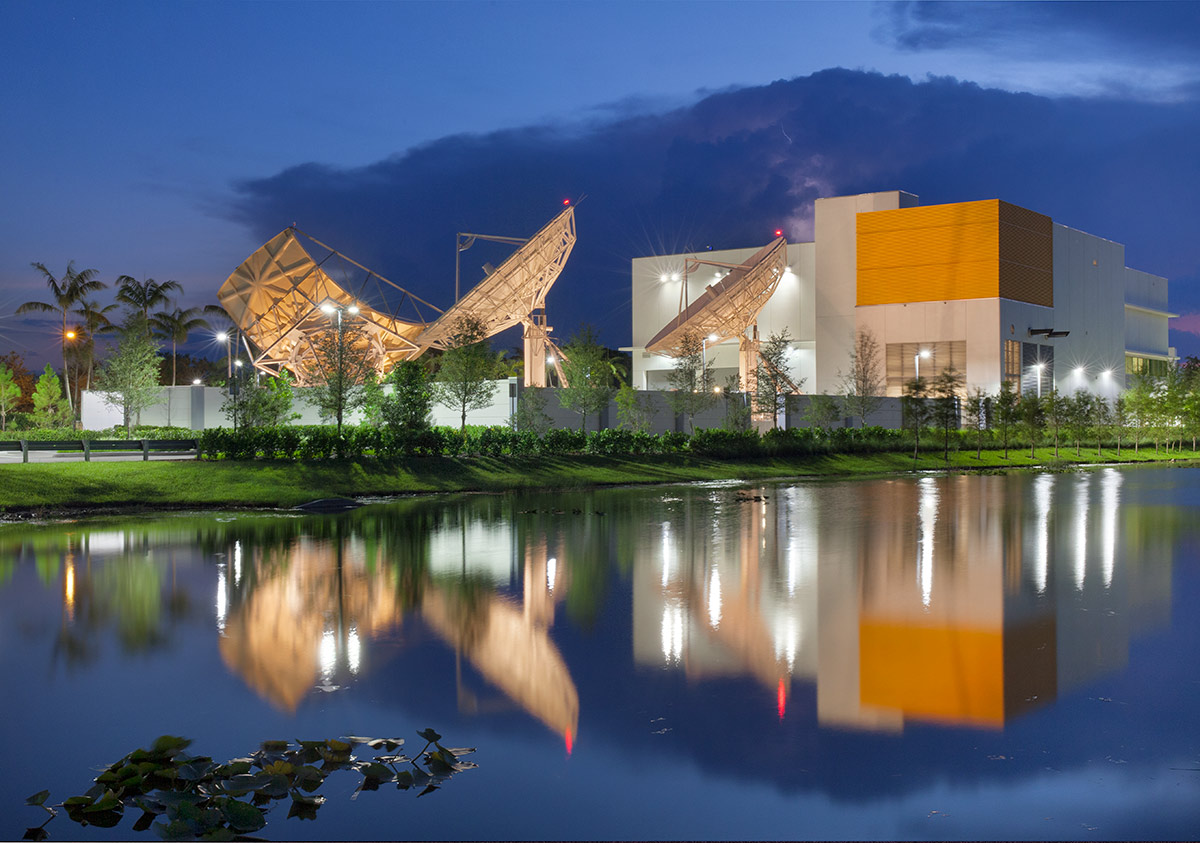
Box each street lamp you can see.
[216,331,231,380]
[702,332,718,370]
[915,348,931,380]
[1033,361,1046,398]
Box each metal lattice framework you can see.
[645,236,787,355]
[218,207,577,387]
[217,228,442,385]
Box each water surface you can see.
[2,465,1198,840]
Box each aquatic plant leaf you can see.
[222,800,266,833]
[81,808,123,828]
[83,791,121,813]
[360,762,394,782]
[63,796,94,807]
[213,761,252,777]
[287,794,324,821]
[131,810,156,832]
[417,783,439,797]
[22,827,49,841]
[327,738,353,753]
[150,736,192,756]
[366,738,405,750]
[25,790,50,807]
[199,828,236,841]
[395,770,414,790]
[260,740,290,752]
[417,728,441,743]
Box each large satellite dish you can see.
[218,206,577,387]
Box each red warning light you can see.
[563,198,571,206]
[774,229,783,238]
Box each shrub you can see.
[542,427,587,455]
[689,428,762,458]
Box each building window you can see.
[885,340,967,396]
[1003,340,1021,386]
[1126,355,1170,378]
[1020,342,1053,395]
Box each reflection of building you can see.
[631,191,1173,396]
[631,469,1174,733]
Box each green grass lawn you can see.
[1,445,1197,515]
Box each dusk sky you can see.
[3,0,1199,367]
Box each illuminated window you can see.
[885,340,967,396]
[1125,355,1169,377]
[1003,339,1021,385]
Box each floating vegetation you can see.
[24,729,476,840]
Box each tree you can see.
[379,360,434,431]
[30,365,72,429]
[994,380,1019,459]
[901,376,931,460]
[1089,395,1113,457]
[73,297,119,397]
[304,318,377,436]
[663,331,717,431]
[0,352,36,413]
[930,367,964,462]
[755,328,801,429]
[839,327,884,427]
[558,324,620,432]
[115,276,182,333]
[1018,391,1044,459]
[17,261,106,417]
[963,387,989,459]
[803,393,841,432]
[1063,392,1093,457]
[224,372,299,429]
[721,373,752,432]
[1112,394,1128,457]
[152,306,212,386]
[0,363,22,431]
[511,386,555,435]
[432,316,497,433]
[1124,373,1156,453]
[95,325,163,437]
[614,384,654,433]
[1043,387,1067,458]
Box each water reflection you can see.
[0,467,1181,745]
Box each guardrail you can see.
[0,439,199,463]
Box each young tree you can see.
[30,365,73,429]
[1090,394,1113,457]
[95,327,162,437]
[18,261,106,417]
[224,372,299,429]
[432,315,497,433]
[803,393,841,432]
[839,327,884,427]
[0,352,35,414]
[1042,387,1067,458]
[511,386,555,435]
[1063,392,1093,457]
[930,368,964,462]
[558,324,620,432]
[721,373,752,432]
[1018,391,1045,459]
[1112,394,1128,457]
[901,376,932,460]
[614,384,654,433]
[994,380,1019,459]
[379,360,434,431]
[755,328,801,429]
[0,363,22,432]
[663,331,717,431]
[963,386,989,459]
[1124,373,1156,454]
[304,319,377,436]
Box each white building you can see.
[631,190,1173,398]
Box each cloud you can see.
[229,68,1200,355]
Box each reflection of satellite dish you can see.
[646,236,787,355]
[218,206,577,386]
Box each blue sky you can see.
[3,0,1199,364]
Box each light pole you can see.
[915,348,931,380]
[216,332,231,380]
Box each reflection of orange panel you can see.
[856,199,1052,307]
[859,622,1005,727]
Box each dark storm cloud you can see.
[880,1,1200,60]
[229,69,1200,353]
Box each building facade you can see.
[631,191,1173,399]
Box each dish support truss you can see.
[415,205,576,387]
[645,236,797,411]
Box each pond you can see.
[2,465,1198,840]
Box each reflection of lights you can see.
[347,627,361,675]
[1101,469,1121,588]
[215,562,227,633]
[64,559,75,622]
[773,614,799,672]
[233,540,242,586]
[777,678,787,719]
[1033,474,1054,594]
[707,567,722,628]
[319,628,337,683]
[546,556,557,592]
[917,477,938,608]
[565,727,574,755]
[661,602,684,664]
[1074,476,1089,591]
[661,522,673,588]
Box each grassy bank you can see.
[1,446,1197,515]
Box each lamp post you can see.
[63,330,77,417]
[216,332,231,380]
[915,348,931,380]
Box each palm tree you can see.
[75,298,120,393]
[17,261,107,415]
[152,306,213,386]
[115,276,182,333]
